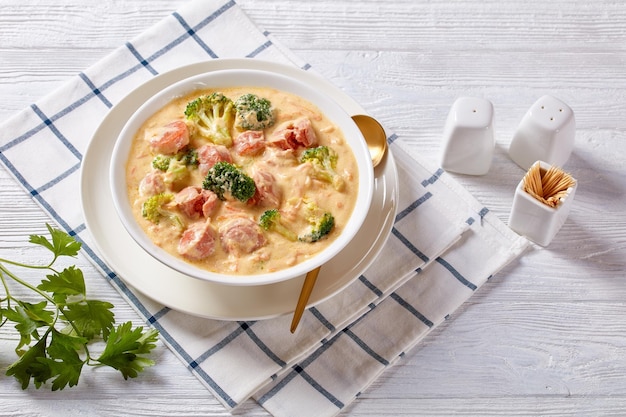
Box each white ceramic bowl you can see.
[109,69,374,286]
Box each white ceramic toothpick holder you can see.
[508,160,577,246]
[509,95,575,170]
[440,97,495,175]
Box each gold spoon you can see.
[290,114,387,333]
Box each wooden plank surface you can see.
[0,0,625,415]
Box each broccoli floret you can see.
[141,193,184,230]
[184,92,234,146]
[202,161,256,202]
[299,145,345,191]
[259,209,298,241]
[152,148,198,172]
[297,199,335,243]
[152,154,171,171]
[151,148,198,186]
[151,158,185,186]
[163,159,189,186]
[234,93,276,131]
[179,148,199,166]
[299,211,335,243]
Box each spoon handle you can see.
[290,115,385,334]
[290,266,321,333]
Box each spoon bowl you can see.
[352,114,388,168]
[290,114,388,333]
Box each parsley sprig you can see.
[0,224,159,390]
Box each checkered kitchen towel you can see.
[0,1,529,416]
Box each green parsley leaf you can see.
[5,334,51,389]
[97,322,159,379]
[3,301,54,352]
[62,299,114,341]
[40,329,87,390]
[28,224,81,259]
[38,266,86,303]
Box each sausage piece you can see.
[147,120,189,155]
[269,117,318,150]
[234,130,266,156]
[178,221,216,260]
[249,169,281,207]
[219,217,266,255]
[175,186,219,219]
[197,144,233,176]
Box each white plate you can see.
[80,58,398,320]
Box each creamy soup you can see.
[125,87,359,276]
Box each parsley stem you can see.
[0,256,54,270]
[0,263,56,306]
[0,270,12,315]
[0,270,11,299]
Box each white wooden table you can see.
[1,0,625,415]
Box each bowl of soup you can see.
[109,69,374,286]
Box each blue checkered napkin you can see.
[0,0,528,416]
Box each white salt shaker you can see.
[440,97,495,175]
[508,160,577,246]
[508,95,575,170]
